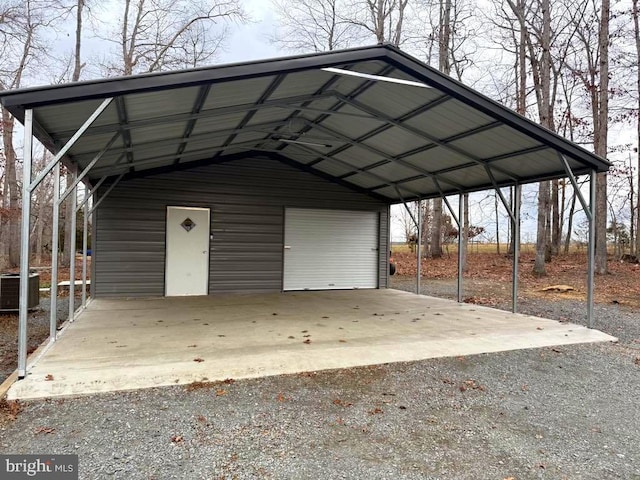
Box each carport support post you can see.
[512,184,521,313]
[50,163,61,340]
[588,170,596,328]
[457,194,463,303]
[416,200,422,295]
[68,176,78,322]
[18,109,34,378]
[81,189,89,308]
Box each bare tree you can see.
[0,0,63,268]
[100,0,246,76]
[346,0,410,46]
[271,0,360,51]
[565,0,610,273]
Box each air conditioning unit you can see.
[0,273,40,311]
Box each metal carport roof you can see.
[0,43,610,203]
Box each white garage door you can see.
[283,208,379,290]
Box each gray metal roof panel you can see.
[0,43,610,204]
[403,99,496,140]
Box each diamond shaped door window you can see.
[181,217,196,232]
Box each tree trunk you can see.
[633,0,640,258]
[1,108,20,267]
[551,179,560,255]
[594,0,610,274]
[429,0,452,259]
[63,0,85,267]
[534,180,550,275]
[431,198,443,258]
[564,189,576,254]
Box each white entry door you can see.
[165,206,210,296]
[283,208,378,290]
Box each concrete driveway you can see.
[8,289,615,400]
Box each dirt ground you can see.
[392,251,640,308]
[0,258,87,384]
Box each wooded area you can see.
[1,0,638,276]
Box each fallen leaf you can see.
[303,339,311,344]
[368,407,383,415]
[222,378,235,384]
[171,434,184,443]
[332,399,353,407]
[338,339,347,343]
[187,344,197,348]
[193,358,204,363]
[44,374,54,381]
[276,393,287,403]
[288,336,295,339]
[536,327,544,330]
[34,427,55,435]
[215,389,228,396]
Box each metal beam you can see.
[88,173,125,215]
[273,65,396,153]
[336,94,520,182]
[174,85,211,164]
[284,141,425,199]
[484,165,516,224]
[68,173,78,322]
[88,138,282,177]
[28,98,113,192]
[18,109,34,378]
[560,154,591,220]
[309,122,466,191]
[52,92,339,140]
[57,132,120,204]
[309,95,451,167]
[218,74,286,153]
[587,170,596,328]
[77,176,108,211]
[115,97,134,168]
[81,192,89,308]
[416,200,422,295]
[512,184,521,313]
[457,194,464,303]
[561,153,595,327]
[50,163,61,340]
[75,120,290,161]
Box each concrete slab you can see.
[8,290,616,400]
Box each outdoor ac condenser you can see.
[0,273,40,311]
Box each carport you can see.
[0,44,612,388]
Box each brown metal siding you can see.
[94,157,389,297]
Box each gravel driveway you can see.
[1,282,638,479]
